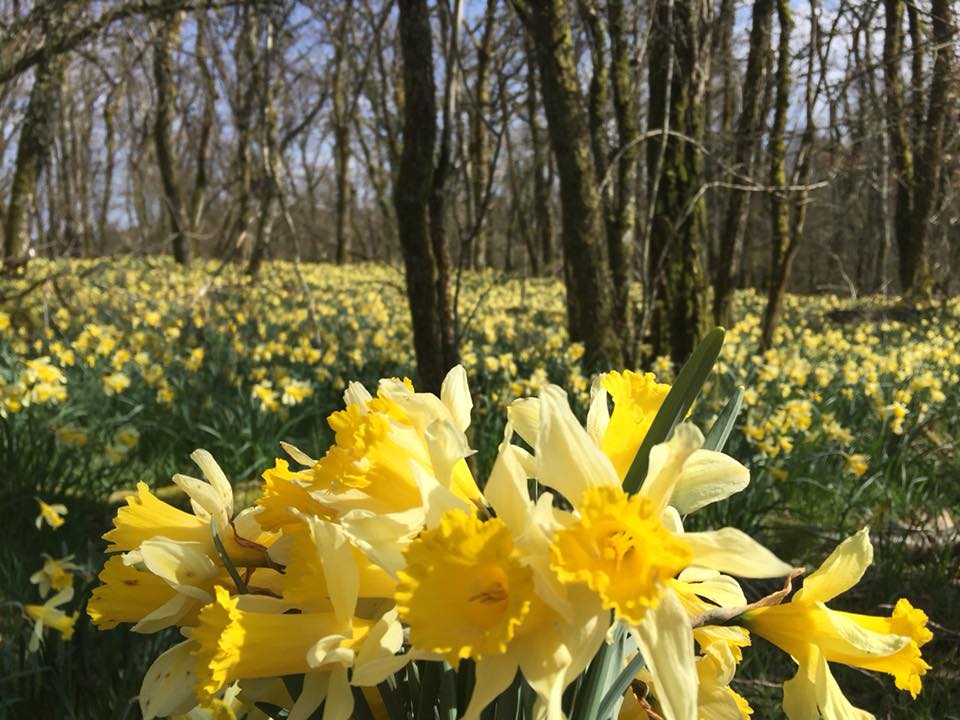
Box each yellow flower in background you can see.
[35,499,67,530]
[845,453,869,477]
[550,485,690,625]
[29,554,81,598]
[251,381,279,412]
[25,586,78,652]
[744,529,932,718]
[599,370,671,480]
[103,371,132,395]
[396,509,534,665]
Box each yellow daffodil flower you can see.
[25,586,78,652]
[29,554,81,597]
[743,529,933,718]
[35,499,67,530]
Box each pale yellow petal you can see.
[485,445,533,537]
[424,418,475,488]
[138,539,218,598]
[640,424,703,513]
[172,473,229,531]
[586,377,610,446]
[463,654,519,720]
[671,450,749,515]
[782,655,819,720]
[537,385,618,509]
[323,665,355,720]
[411,461,470,529]
[190,449,233,517]
[339,507,423,577]
[132,593,196,633]
[343,380,373,408]
[441,364,473,432]
[507,397,540,448]
[139,641,198,720]
[288,672,329,720]
[795,528,873,603]
[814,650,875,720]
[282,441,318,467]
[632,589,697,720]
[684,528,793,578]
[312,519,359,626]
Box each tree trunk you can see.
[713,0,774,326]
[760,0,800,351]
[3,43,65,263]
[469,0,496,269]
[152,7,188,265]
[525,35,554,272]
[607,0,638,362]
[908,0,953,299]
[883,0,916,293]
[188,11,215,258]
[333,0,353,264]
[647,0,712,363]
[513,0,621,369]
[395,0,453,393]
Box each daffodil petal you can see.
[139,640,198,720]
[640,424,703,513]
[632,589,697,720]
[537,385,618,508]
[441,365,472,432]
[288,672,329,720]
[507,397,540,447]
[586,377,610,446]
[463,654,519,720]
[485,445,532,536]
[684,528,793,578]
[190,449,233,517]
[671,450,749,515]
[795,528,872,603]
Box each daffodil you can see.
[743,529,933,718]
[35,499,67,530]
[596,370,671,479]
[396,509,534,664]
[29,554,81,597]
[25,586,78,652]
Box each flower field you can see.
[1,258,958,719]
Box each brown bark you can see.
[761,0,802,351]
[513,0,621,368]
[395,0,453,393]
[713,0,774,326]
[908,0,953,299]
[332,0,354,264]
[646,0,712,363]
[3,16,66,264]
[884,0,917,293]
[607,0,638,360]
[152,7,188,264]
[469,0,497,269]
[524,35,554,272]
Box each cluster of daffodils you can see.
[15,502,84,653]
[0,355,68,416]
[87,367,932,720]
